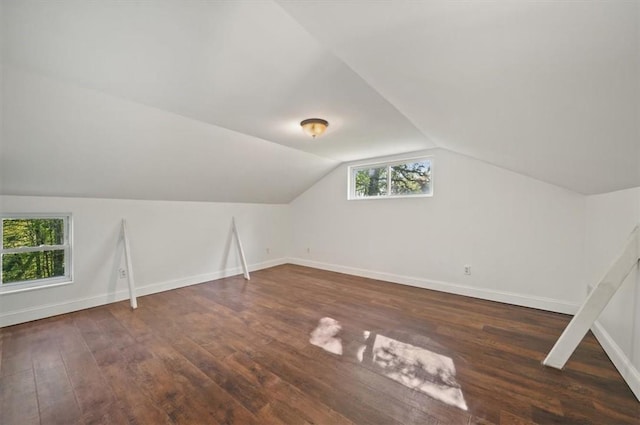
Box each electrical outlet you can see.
[306,247,311,254]
[118,268,127,279]
[266,247,271,254]
[464,265,471,275]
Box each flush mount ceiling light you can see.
[300,118,329,138]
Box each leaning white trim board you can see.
[232,217,250,280]
[122,219,138,309]
[543,226,640,369]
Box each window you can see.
[349,157,432,199]
[1,214,72,291]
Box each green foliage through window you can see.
[354,166,388,197]
[351,158,432,199]
[2,251,66,283]
[1,217,69,285]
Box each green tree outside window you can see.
[352,159,432,199]
[2,218,67,284]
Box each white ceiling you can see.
[1,67,337,203]
[278,1,640,195]
[1,0,638,202]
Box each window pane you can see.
[354,167,388,197]
[2,218,65,248]
[390,160,431,196]
[2,250,66,284]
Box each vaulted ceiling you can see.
[1,1,638,202]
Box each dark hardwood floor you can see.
[1,264,638,424]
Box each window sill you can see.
[348,193,433,201]
[0,278,74,295]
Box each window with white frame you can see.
[1,214,72,290]
[349,157,432,199]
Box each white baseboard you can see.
[0,258,287,328]
[287,257,579,315]
[592,321,640,401]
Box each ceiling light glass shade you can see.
[300,118,329,138]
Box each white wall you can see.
[0,195,289,327]
[289,148,586,313]
[585,187,640,399]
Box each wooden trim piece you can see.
[543,226,639,369]
[232,217,250,281]
[122,219,138,309]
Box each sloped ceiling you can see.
[1,0,638,203]
[278,1,640,195]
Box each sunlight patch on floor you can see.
[309,317,468,411]
[370,333,467,410]
[309,317,343,355]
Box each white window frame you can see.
[348,156,434,200]
[0,213,74,294]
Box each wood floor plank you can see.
[250,341,404,425]
[99,361,174,425]
[1,264,638,424]
[499,410,536,425]
[227,351,357,425]
[0,368,39,425]
[0,352,33,377]
[38,390,82,425]
[34,363,75,411]
[61,349,115,420]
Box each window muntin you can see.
[1,215,72,289]
[349,157,432,199]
